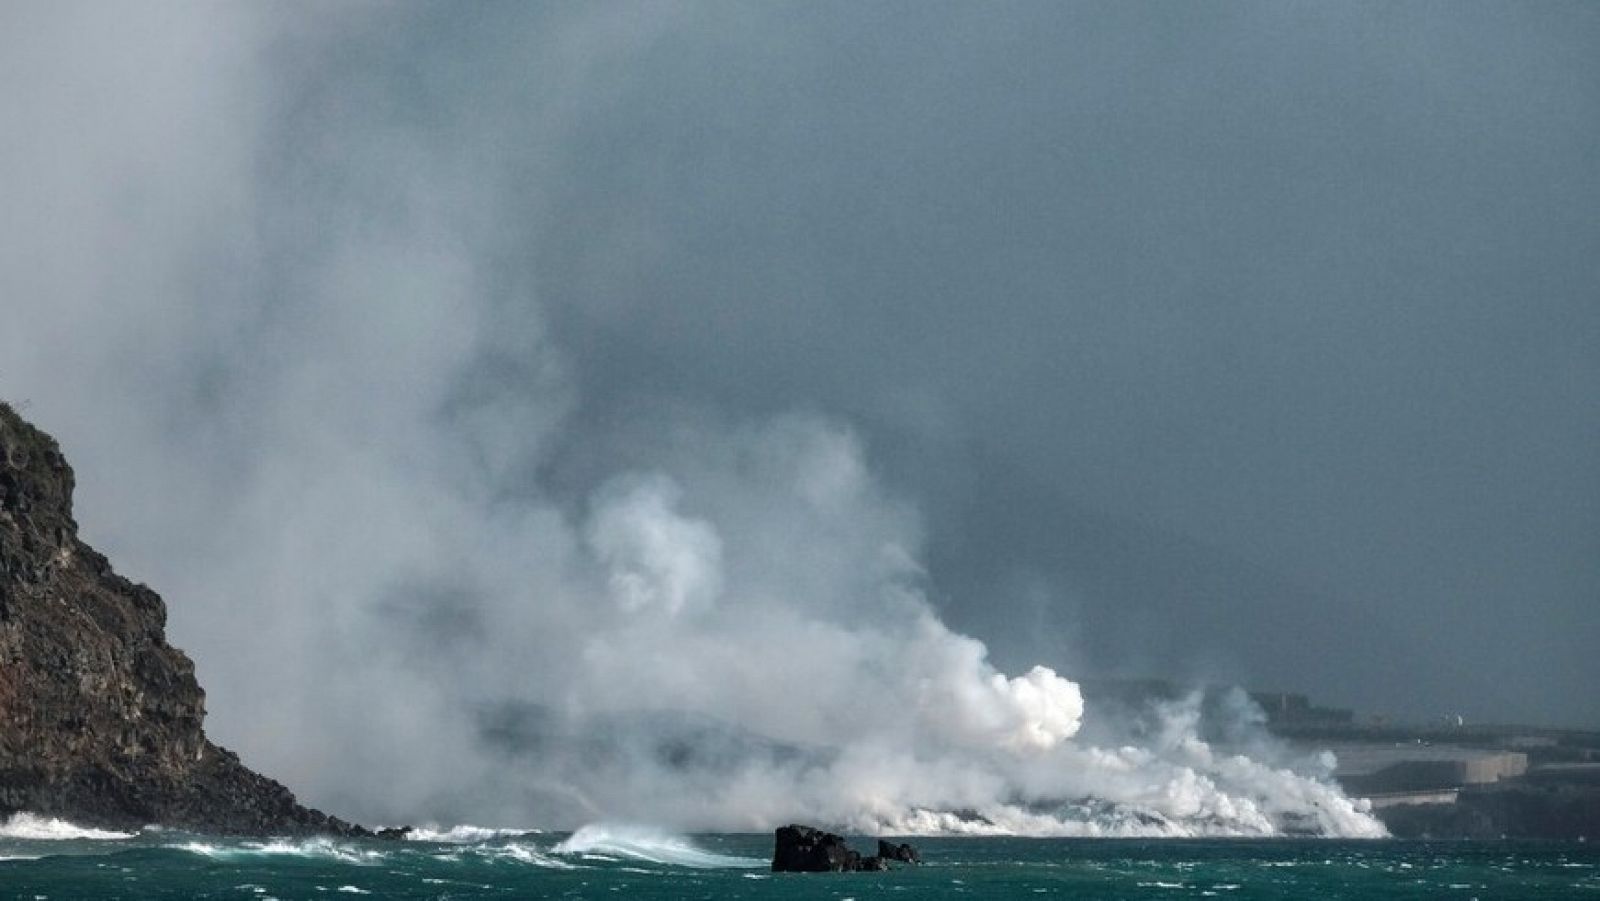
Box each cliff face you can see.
[0,402,357,834]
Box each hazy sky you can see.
[512,2,1600,725]
[2,0,1596,801]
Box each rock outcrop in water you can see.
[0,402,360,835]
[878,838,921,863]
[771,824,918,872]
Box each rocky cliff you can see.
[0,401,358,834]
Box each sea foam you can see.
[0,813,135,841]
[403,824,538,843]
[174,838,385,864]
[553,823,763,869]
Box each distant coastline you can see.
[1081,676,1600,840]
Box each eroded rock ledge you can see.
[0,401,360,835]
[771,824,921,872]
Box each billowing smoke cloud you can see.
[0,3,1390,835]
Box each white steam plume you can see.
[0,3,1383,837]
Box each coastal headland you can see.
[0,401,360,835]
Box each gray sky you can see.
[512,2,1600,726]
[1,2,1596,826]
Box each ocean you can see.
[2,818,1597,900]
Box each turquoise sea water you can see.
[3,823,1597,899]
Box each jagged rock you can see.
[771,824,906,872]
[375,826,414,840]
[0,402,363,836]
[772,824,852,871]
[878,838,921,863]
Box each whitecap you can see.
[483,842,579,870]
[173,838,384,864]
[403,824,538,843]
[553,823,763,869]
[0,813,134,841]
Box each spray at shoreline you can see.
[485,419,1382,836]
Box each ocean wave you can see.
[403,824,539,843]
[480,843,580,869]
[174,838,386,864]
[552,823,763,869]
[0,813,135,841]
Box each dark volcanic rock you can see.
[771,824,911,872]
[772,824,855,871]
[0,402,362,835]
[376,826,414,840]
[878,838,921,863]
[855,853,892,871]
